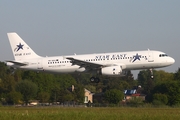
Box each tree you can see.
[16,80,38,105]
[0,62,8,78]
[22,71,56,93]
[6,91,22,105]
[50,84,61,103]
[84,85,96,93]
[61,90,74,102]
[137,70,155,88]
[126,97,144,107]
[174,68,180,81]
[13,70,23,82]
[153,81,180,105]
[121,70,136,87]
[153,70,174,83]
[38,92,50,103]
[152,93,168,105]
[104,89,124,104]
[119,81,131,90]
[105,79,123,91]
[0,74,16,94]
[73,84,84,103]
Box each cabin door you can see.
[37,59,43,70]
[148,52,154,62]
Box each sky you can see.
[0,0,180,78]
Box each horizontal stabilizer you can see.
[6,60,28,66]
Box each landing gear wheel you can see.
[90,77,95,82]
[90,77,100,83]
[95,78,100,83]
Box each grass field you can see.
[0,107,180,120]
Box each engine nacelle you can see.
[6,62,14,67]
[101,66,122,76]
[75,67,86,72]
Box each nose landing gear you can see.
[149,68,154,79]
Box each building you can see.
[124,86,146,101]
[84,89,94,103]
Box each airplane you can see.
[6,32,175,83]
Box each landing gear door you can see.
[148,52,154,62]
[37,59,43,70]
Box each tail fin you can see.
[7,32,41,60]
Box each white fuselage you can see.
[6,33,175,78]
[11,50,175,74]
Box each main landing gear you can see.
[9,67,15,74]
[90,77,100,83]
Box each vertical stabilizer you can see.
[7,33,41,60]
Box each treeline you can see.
[0,61,180,106]
[0,62,84,105]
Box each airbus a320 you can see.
[6,33,175,83]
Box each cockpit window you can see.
[159,54,168,57]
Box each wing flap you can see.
[66,57,124,71]
[66,57,102,69]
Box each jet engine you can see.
[101,66,123,76]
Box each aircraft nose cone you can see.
[170,57,175,64]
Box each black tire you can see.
[95,78,100,83]
[90,77,95,82]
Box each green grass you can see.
[0,107,180,120]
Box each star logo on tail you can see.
[14,43,24,52]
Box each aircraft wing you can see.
[66,57,103,70]
[6,61,28,66]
